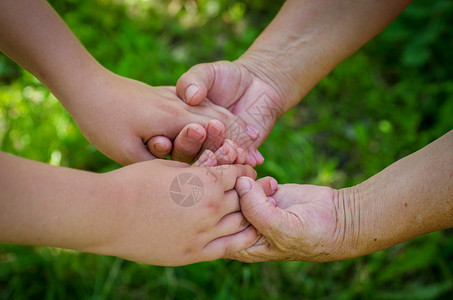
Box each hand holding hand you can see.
[229,178,350,263]
[175,60,286,149]
[65,71,260,165]
[95,159,258,266]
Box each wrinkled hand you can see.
[172,60,285,153]
[67,71,259,165]
[230,178,350,263]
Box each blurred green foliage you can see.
[1,0,453,299]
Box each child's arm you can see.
[0,150,258,266]
[0,0,259,166]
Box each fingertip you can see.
[236,176,253,197]
[255,150,264,165]
[235,148,246,164]
[246,125,260,140]
[207,119,225,137]
[245,150,257,167]
[256,176,278,196]
[187,125,206,142]
[185,84,200,105]
[147,136,172,158]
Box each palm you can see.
[274,184,339,250]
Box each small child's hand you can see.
[193,139,247,167]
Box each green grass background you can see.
[1,0,453,298]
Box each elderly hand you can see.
[174,60,286,152]
[229,178,352,263]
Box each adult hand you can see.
[230,179,349,263]
[174,60,286,149]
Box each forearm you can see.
[237,0,412,112]
[0,0,106,115]
[0,152,115,252]
[338,130,453,258]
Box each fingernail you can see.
[187,127,204,142]
[208,123,222,137]
[237,177,252,196]
[218,144,228,155]
[153,143,167,152]
[255,150,264,164]
[246,125,260,139]
[185,84,199,104]
[270,178,278,193]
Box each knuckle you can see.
[202,201,222,216]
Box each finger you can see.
[220,189,241,214]
[117,137,159,165]
[176,63,214,105]
[203,119,226,153]
[214,140,238,165]
[256,177,279,196]
[234,148,246,165]
[227,240,274,263]
[190,99,261,166]
[194,140,240,167]
[245,125,260,140]
[212,211,250,239]
[202,226,259,261]
[146,136,172,158]
[235,177,283,236]
[206,164,256,191]
[210,112,258,166]
[193,149,217,167]
[171,123,207,163]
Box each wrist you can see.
[327,187,363,261]
[235,53,298,114]
[51,62,109,110]
[333,181,414,260]
[77,171,126,255]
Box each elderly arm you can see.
[231,130,453,262]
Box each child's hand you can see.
[95,159,258,266]
[193,139,247,167]
[64,71,261,166]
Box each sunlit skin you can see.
[0,140,273,266]
[230,131,453,262]
[0,0,270,266]
[165,0,452,262]
[0,0,261,166]
[150,0,414,152]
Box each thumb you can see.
[176,63,214,105]
[235,177,282,236]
